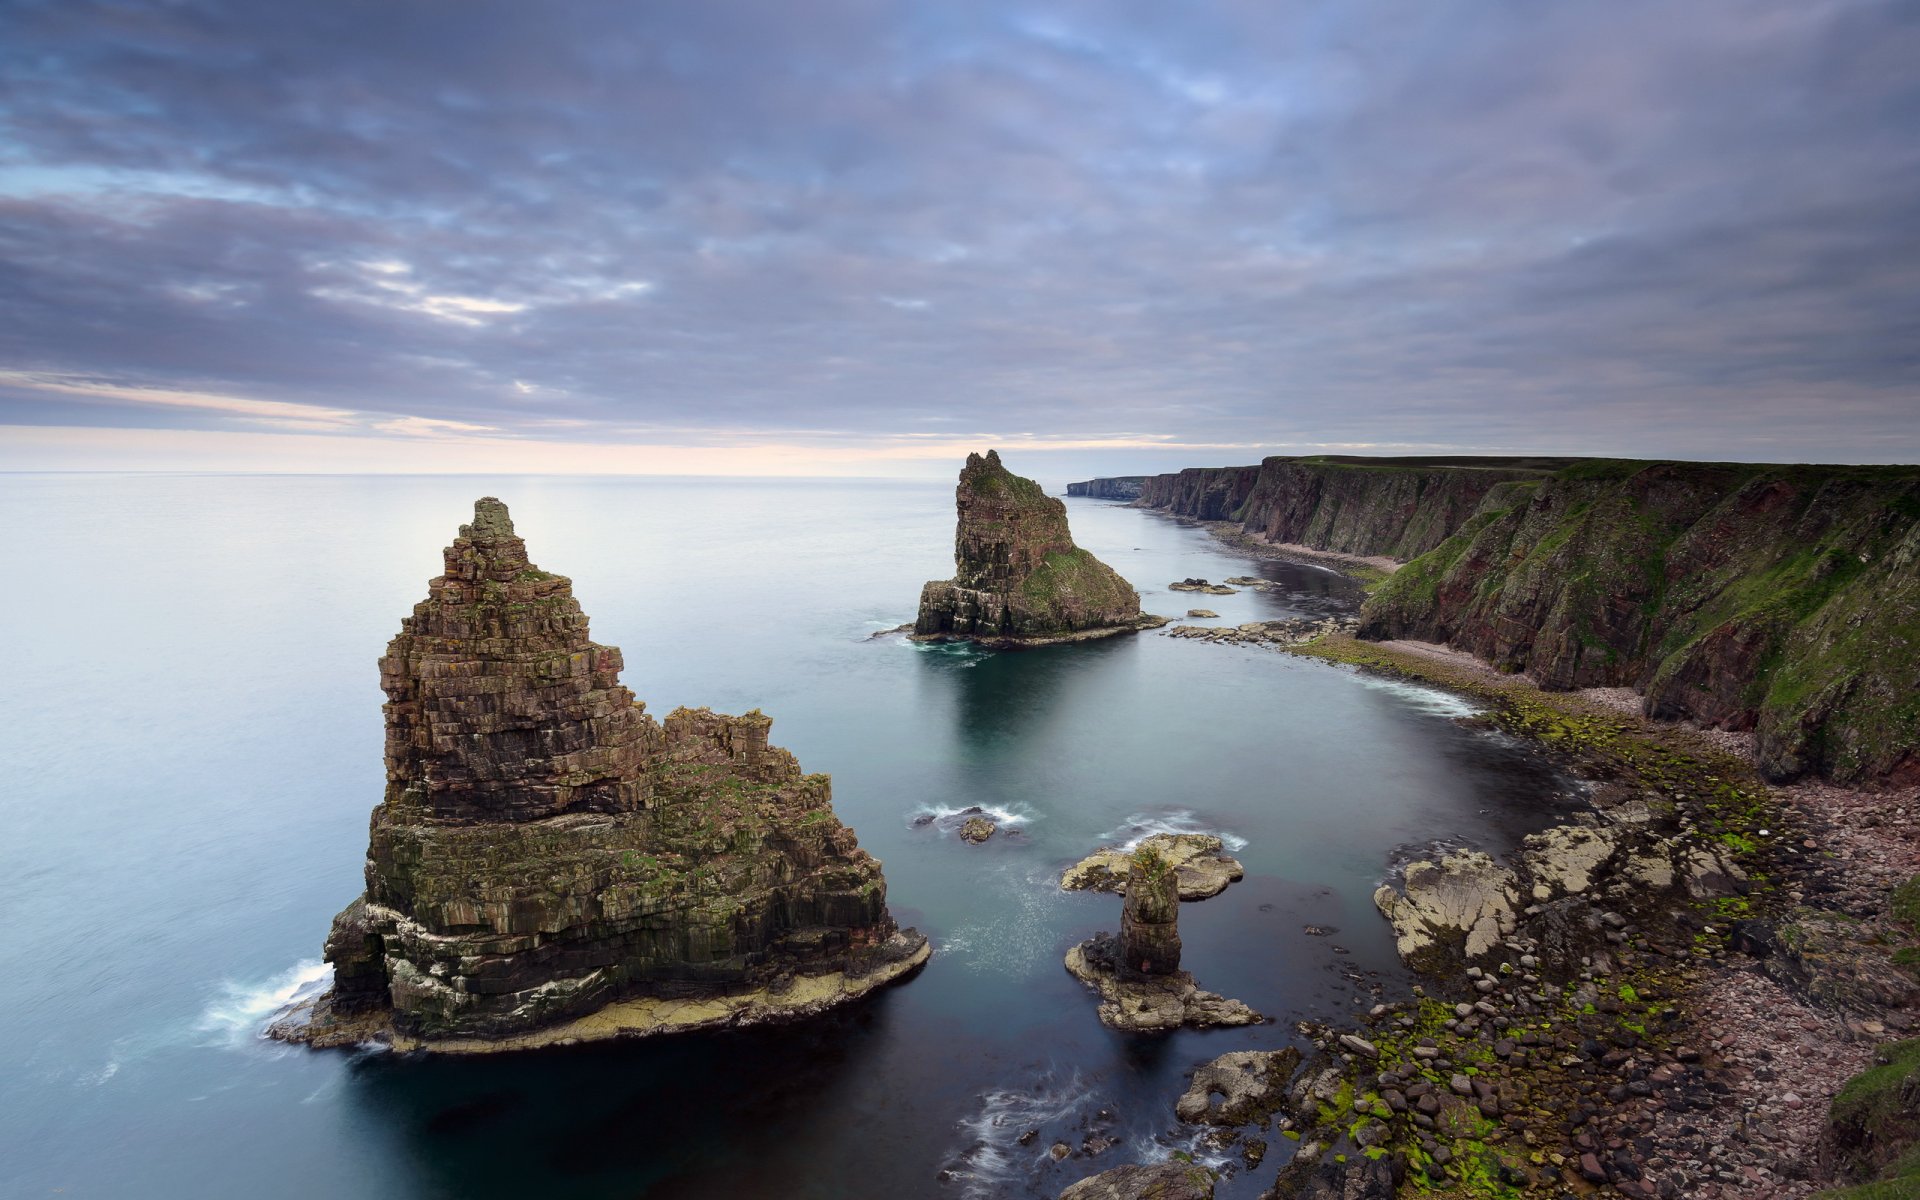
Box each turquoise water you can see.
[0,475,1576,1198]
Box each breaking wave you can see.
[197,959,331,1048]
[1099,808,1248,853]
[1351,672,1482,718]
[944,1068,1099,1199]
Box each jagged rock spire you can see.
[380,497,657,821]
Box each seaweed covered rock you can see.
[916,450,1166,646]
[276,498,926,1051]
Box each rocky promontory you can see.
[274,498,926,1051]
[1065,476,1150,501]
[916,450,1167,646]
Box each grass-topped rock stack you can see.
[274,498,927,1051]
[915,450,1167,647]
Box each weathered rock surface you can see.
[1185,609,1219,619]
[915,450,1166,646]
[1373,851,1520,974]
[1061,833,1244,901]
[1058,1161,1216,1200]
[1122,852,1182,975]
[1064,937,1262,1032]
[959,816,996,843]
[276,498,926,1050]
[1175,1047,1303,1125]
[1169,578,1236,595]
[1166,617,1356,648]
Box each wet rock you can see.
[1064,936,1262,1033]
[959,816,996,843]
[1175,1048,1303,1125]
[1742,910,1919,1013]
[1186,609,1220,619]
[915,451,1167,646]
[1058,1161,1216,1200]
[1061,834,1245,901]
[1170,578,1237,595]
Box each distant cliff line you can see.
[1066,476,1149,500]
[1131,455,1920,785]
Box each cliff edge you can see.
[277,498,926,1051]
[915,450,1165,646]
[1135,456,1920,784]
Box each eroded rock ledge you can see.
[915,450,1168,647]
[1062,833,1244,901]
[273,498,926,1052]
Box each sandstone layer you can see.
[1134,455,1920,783]
[916,450,1166,645]
[278,498,925,1050]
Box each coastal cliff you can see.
[283,498,926,1050]
[1136,456,1920,783]
[1065,476,1149,500]
[915,450,1164,646]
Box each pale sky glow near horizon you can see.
[2,0,1918,478]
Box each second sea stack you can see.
[914,450,1166,646]
[276,498,927,1052]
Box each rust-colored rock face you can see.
[288,498,926,1047]
[379,497,656,821]
[915,450,1156,644]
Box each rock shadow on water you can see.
[339,992,909,1199]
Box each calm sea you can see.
[0,474,1576,1198]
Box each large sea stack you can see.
[915,450,1166,646]
[279,498,927,1052]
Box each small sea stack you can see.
[273,498,927,1052]
[1064,846,1261,1032]
[914,450,1168,647]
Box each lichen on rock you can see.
[915,450,1167,646]
[274,498,926,1050]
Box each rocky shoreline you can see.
[1059,548,1917,1198]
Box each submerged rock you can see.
[1062,833,1245,901]
[1058,1161,1216,1200]
[274,498,926,1051]
[914,450,1168,646]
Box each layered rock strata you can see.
[1133,455,1920,783]
[279,498,926,1050]
[916,450,1166,646]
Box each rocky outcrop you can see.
[276,498,926,1051]
[1061,833,1244,901]
[1065,850,1261,1031]
[1175,1047,1303,1125]
[915,450,1166,646]
[1134,455,1920,783]
[1058,1162,1217,1200]
[1066,476,1149,500]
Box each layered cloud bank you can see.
[2,0,1916,472]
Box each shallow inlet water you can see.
[0,475,1582,1199]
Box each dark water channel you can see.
[0,475,1582,1198]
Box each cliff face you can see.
[916,450,1158,644]
[1136,457,1543,557]
[1140,455,1919,783]
[1361,462,1920,784]
[303,498,925,1047]
[1066,476,1148,500]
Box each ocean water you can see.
[0,475,1580,1199]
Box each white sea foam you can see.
[197,959,331,1047]
[909,801,1037,829]
[1100,808,1249,853]
[1128,1129,1236,1176]
[945,1068,1098,1199]
[1352,672,1483,718]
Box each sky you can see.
[1,0,1917,478]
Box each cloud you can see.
[0,0,1914,470]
